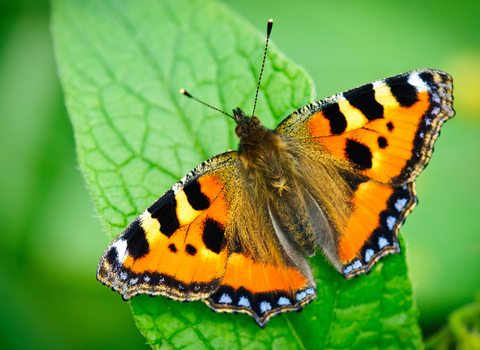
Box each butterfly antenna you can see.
[179,88,235,121]
[252,19,273,117]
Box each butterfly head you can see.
[233,107,264,140]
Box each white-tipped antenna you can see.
[179,89,234,120]
[252,19,273,117]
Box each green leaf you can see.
[51,0,423,348]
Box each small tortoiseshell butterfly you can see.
[97,19,454,327]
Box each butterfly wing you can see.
[97,152,238,301]
[275,69,453,277]
[276,69,454,185]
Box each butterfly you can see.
[96,19,454,328]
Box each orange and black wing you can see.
[277,69,454,185]
[97,152,238,301]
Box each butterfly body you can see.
[97,68,454,327]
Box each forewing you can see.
[276,69,454,185]
[97,152,238,301]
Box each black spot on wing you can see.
[102,247,120,276]
[183,179,210,211]
[385,75,419,108]
[377,136,388,149]
[202,218,225,254]
[168,243,177,253]
[124,220,150,260]
[186,244,197,256]
[343,83,384,121]
[323,103,347,134]
[419,71,435,86]
[387,122,394,131]
[149,189,180,237]
[106,247,118,265]
[345,139,373,169]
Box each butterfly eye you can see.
[235,125,245,138]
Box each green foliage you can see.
[52,0,423,348]
[426,293,480,350]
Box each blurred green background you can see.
[1,0,479,349]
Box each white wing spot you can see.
[395,198,408,212]
[402,185,408,190]
[365,249,375,263]
[407,72,429,91]
[386,216,397,231]
[219,293,233,304]
[238,295,251,309]
[343,265,354,275]
[159,277,164,284]
[139,210,150,221]
[259,301,272,314]
[352,260,362,269]
[129,277,138,285]
[432,106,441,116]
[296,291,307,301]
[120,271,128,280]
[432,93,441,103]
[260,300,272,314]
[112,239,128,263]
[425,117,432,126]
[372,80,385,89]
[277,297,291,306]
[305,288,315,295]
[420,132,425,138]
[143,275,150,282]
[378,236,390,249]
